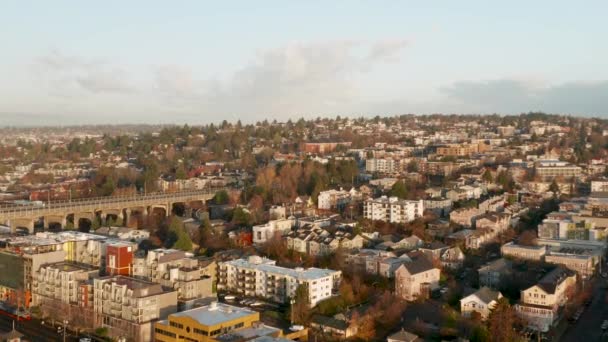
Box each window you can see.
[154,328,176,338]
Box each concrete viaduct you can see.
[0,188,226,234]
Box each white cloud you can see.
[34,50,134,95]
[151,40,408,121]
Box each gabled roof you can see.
[398,252,436,275]
[387,329,420,342]
[536,266,576,294]
[463,286,502,305]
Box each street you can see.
[0,315,78,342]
[561,279,607,341]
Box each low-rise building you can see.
[395,253,440,301]
[450,207,480,228]
[501,242,546,261]
[285,225,364,256]
[317,189,352,210]
[364,196,424,224]
[515,267,576,332]
[478,258,512,289]
[460,287,503,320]
[217,256,341,307]
[252,218,294,244]
[154,302,293,342]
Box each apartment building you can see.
[535,160,582,180]
[436,142,489,157]
[365,158,401,174]
[252,218,294,244]
[515,267,576,332]
[501,242,547,261]
[32,261,98,308]
[395,253,441,301]
[317,189,352,210]
[133,249,213,302]
[476,212,511,233]
[423,198,453,217]
[363,196,424,224]
[544,250,599,278]
[591,180,608,193]
[93,275,178,342]
[449,207,480,228]
[217,256,341,307]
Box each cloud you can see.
[439,79,608,116]
[34,50,134,95]
[152,40,408,121]
[367,39,408,62]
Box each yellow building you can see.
[154,302,261,341]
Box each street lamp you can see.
[63,320,69,342]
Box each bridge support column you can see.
[122,208,130,226]
[9,218,35,234]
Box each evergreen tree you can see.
[389,180,409,199]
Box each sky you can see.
[1,1,607,126]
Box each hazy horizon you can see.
[2,1,608,126]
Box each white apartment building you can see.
[217,256,341,307]
[317,189,352,210]
[591,180,608,193]
[252,218,294,244]
[32,261,98,307]
[363,196,424,224]
[365,158,401,173]
[535,160,582,180]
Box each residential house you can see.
[395,253,440,301]
[460,287,503,320]
[478,258,512,289]
[515,267,576,332]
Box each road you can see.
[0,315,79,342]
[560,279,607,341]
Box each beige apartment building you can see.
[132,249,213,302]
[93,275,178,342]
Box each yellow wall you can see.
[154,311,259,342]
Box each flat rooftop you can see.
[170,302,256,327]
[226,257,340,280]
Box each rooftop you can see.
[170,302,256,327]
[226,256,340,280]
